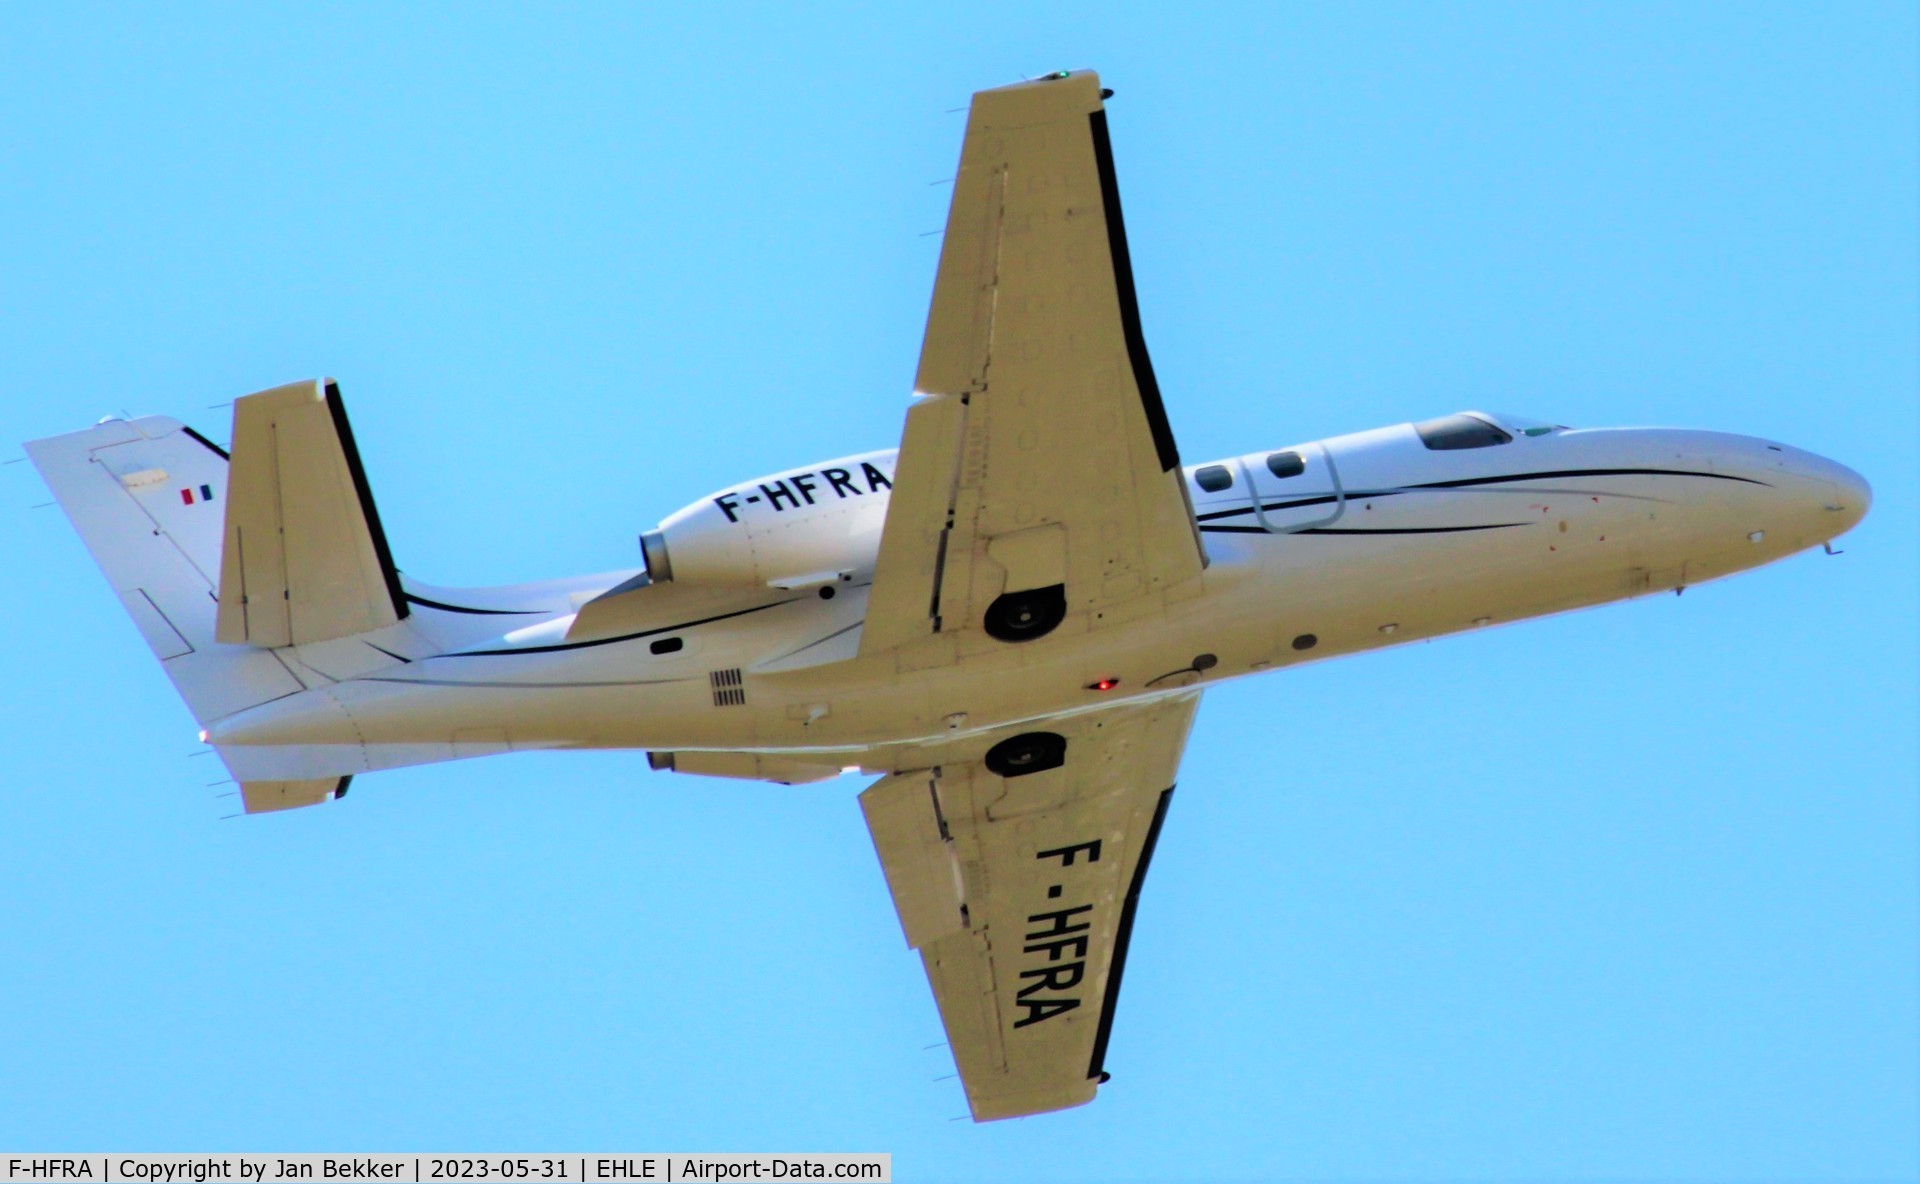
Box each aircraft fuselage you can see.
[204,415,1868,780]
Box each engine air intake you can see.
[984,584,1067,643]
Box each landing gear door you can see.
[1234,445,1347,533]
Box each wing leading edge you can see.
[860,693,1199,1120]
[861,71,1204,666]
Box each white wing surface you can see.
[861,71,1204,665]
[860,692,1199,1120]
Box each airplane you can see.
[25,70,1870,1122]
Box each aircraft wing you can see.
[859,691,1199,1120]
[861,71,1204,664]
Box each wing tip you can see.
[966,1079,1101,1122]
[970,68,1106,112]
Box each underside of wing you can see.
[861,71,1205,665]
[859,692,1199,1120]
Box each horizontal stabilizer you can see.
[23,414,308,724]
[216,379,407,647]
[241,775,350,814]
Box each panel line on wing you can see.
[929,397,970,633]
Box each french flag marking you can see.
[180,484,216,505]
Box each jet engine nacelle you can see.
[641,450,897,588]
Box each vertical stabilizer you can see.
[217,379,408,646]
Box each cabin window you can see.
[1194,465,1234,492]
[650,637,683,655]
[1266,451,1305,478]
[1415,414,1513,451]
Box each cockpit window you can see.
[1266,451,1305,478]
[1415,414,1513,451]
[1194,465,1234,492]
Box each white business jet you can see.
[26,71,1868,1121]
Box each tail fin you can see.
[25,414,305,724]
[216,379,408,647]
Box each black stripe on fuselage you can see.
[1088,109,1179,474]
[1414,466,1768,490]
[404,593,548,616]
[1087,785,1174,1082]
[1194,493,1343,521]
[1193,466,1769,525]
[1200,522,1531,535]
[437,597,800,658]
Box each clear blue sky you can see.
[2,4,1914,1179]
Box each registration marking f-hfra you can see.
[1016,839,1105,1028]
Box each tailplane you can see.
[26,413,309,725]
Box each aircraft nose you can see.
[1811,455,1872,535]
[1714,435,1872,543]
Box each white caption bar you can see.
[0,1158,888,1184]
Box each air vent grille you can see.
[710,668,745,707]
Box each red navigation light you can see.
[1088,677,1120,692]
